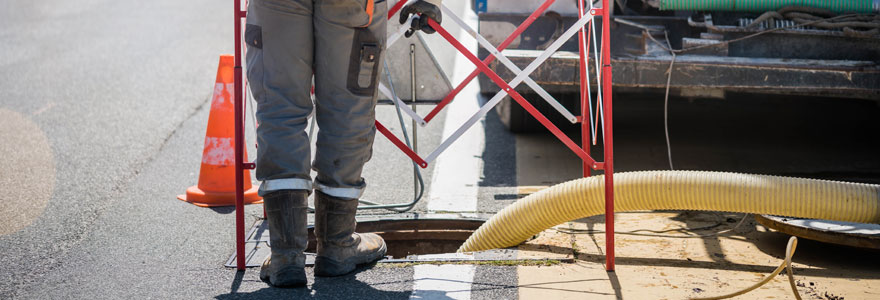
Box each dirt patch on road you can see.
[517,211,879,299]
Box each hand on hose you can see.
[399,0,442,38]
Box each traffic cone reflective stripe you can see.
[178,55,262,207]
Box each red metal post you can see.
[233,0,246,271]
[600,0,615,271]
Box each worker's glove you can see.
[399,0,442,38]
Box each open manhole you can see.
[226,213,493,267]
[305,217,486,258]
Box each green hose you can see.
[659,0,876,13]
[458,171,880,252]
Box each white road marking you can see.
[427,1,482,213]
[411,263,475,300]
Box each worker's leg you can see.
[245,0,313,288]
[312,0,388,276]
[248,0,315,194]
[312,1,386,196]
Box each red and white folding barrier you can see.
[231,0,617,271]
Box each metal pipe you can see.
[601,0,616,271]
[410,44,419,198]
[233,0,246,271]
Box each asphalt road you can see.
[0,0,236,297]
[2,1,879,299]
[0,0,516,298]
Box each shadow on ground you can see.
[217,278,412,299]
[522,212,880,280]
[216,264,413,299]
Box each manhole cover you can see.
[756,214,880,249]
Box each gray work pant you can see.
[245,0,387,199]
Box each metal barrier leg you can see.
[233,0,246,271]
[600,0,616,272]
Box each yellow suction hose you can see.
[458,171,880,252]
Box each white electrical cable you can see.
[693,237,802,300]
[662,32,676,171]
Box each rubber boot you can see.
[313,191,387,277]
[259,190,309,287]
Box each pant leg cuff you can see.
[259,178,313,196]
[314,182,364,200]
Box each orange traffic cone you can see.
[178,55,262,207]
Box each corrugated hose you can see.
[459,171,879,298]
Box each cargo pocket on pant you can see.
[245,24,267,102]
[346,28,382,96]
